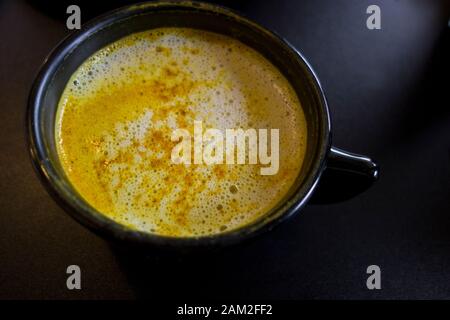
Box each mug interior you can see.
[28,2,330,248]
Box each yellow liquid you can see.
[56,28,307,237]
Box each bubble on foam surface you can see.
[56,28,308,237]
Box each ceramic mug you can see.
[27,1,379,250]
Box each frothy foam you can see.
[56,28,307,237]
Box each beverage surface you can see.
[56,27,307,237]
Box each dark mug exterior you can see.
[27,1,379,251]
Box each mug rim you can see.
[27,0,331,248]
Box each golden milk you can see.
[56,28,307,237]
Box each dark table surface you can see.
[1,0,449,299]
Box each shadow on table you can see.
[109,237,275,299]
[396,27,450,141]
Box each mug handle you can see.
[310,147,379,204]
